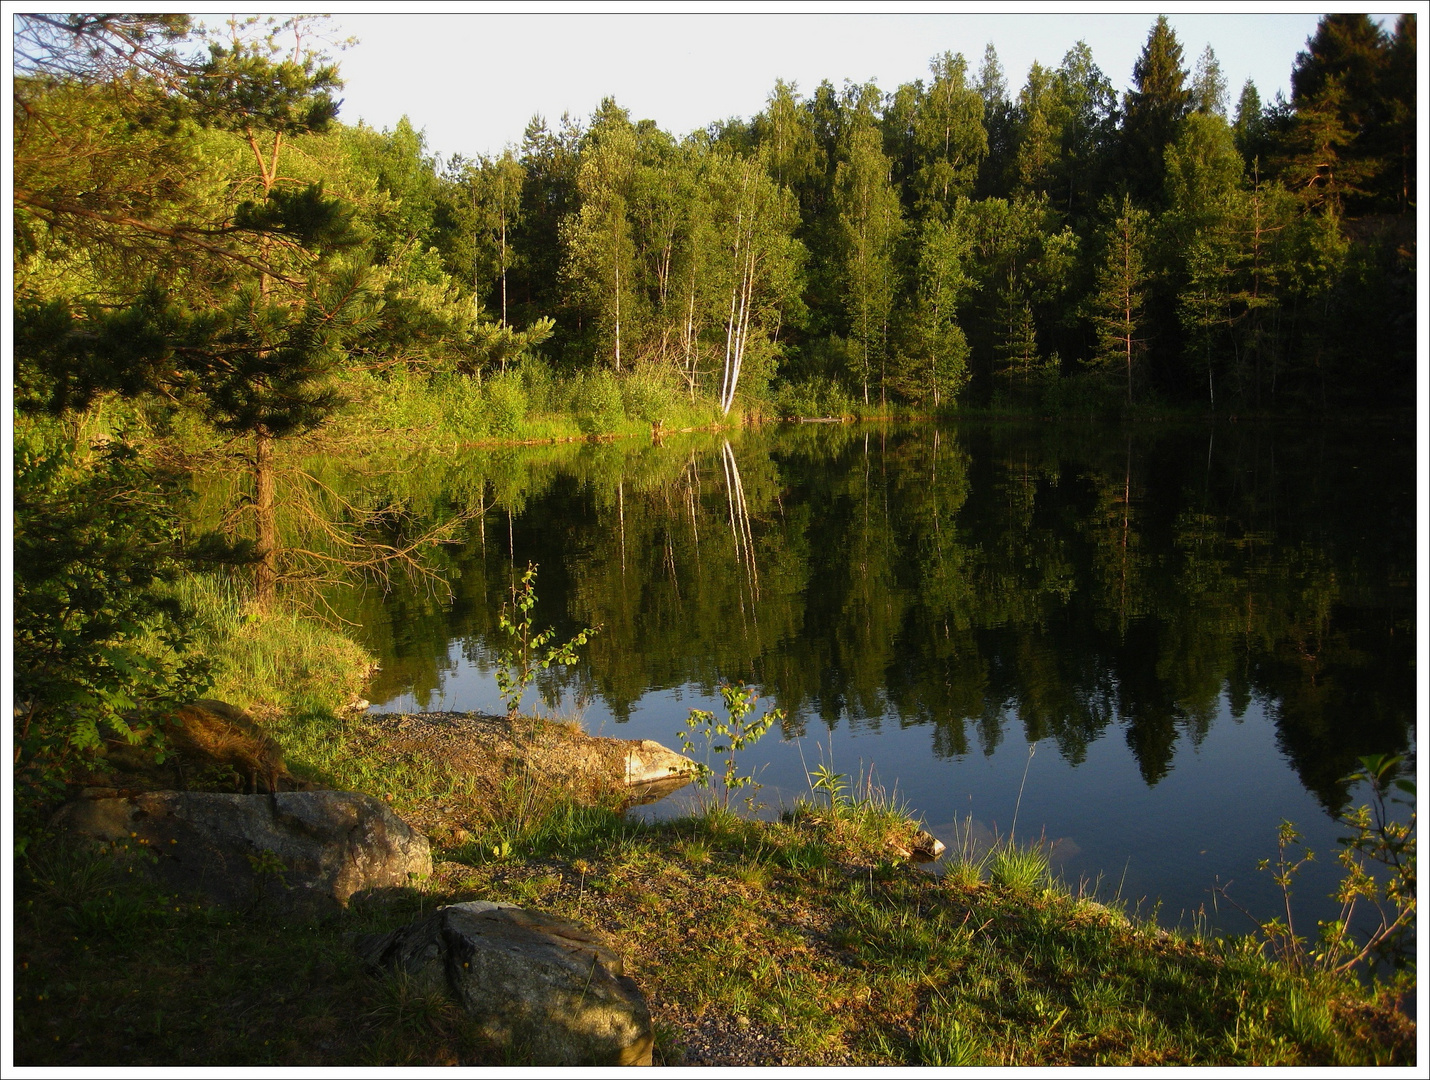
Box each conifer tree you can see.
[1120,16,1192,205]
[1088,194,1150,404]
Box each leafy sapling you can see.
[495,562,599,718]
[677,682,785,809]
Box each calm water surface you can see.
[349,420,1416,934]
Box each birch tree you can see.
[706,153,803,414]
[912,51,989,218]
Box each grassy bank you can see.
[14,770,1414,1067]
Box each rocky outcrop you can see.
[621,738,695,785]
[357,712,695,814]
[52,790,431,915]
[359,901,653,1066]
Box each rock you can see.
[622,738,697,786]
[356,712,696,822]
[911,828,946,862]
[359,901,653,1066]
[51,790,431,915]
[886,827,947,863]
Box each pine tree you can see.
[1283,14,1394,213]
[1088,195,1150,404]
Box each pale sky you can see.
[283,6,1404,165]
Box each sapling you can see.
[495,562,599,719]
[677,682,784,809]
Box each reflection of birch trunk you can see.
[618,479,626,575]
[684,453,701,554]
[720,439,759,605]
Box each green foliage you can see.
[988,842,1053,892]
[155,572,374,714]
[677,684,784,808]
[13,428,211,834]
[569,369,626,433]
[1237,754,1416,977]
[772,375,857,419]
[809,762,850,810]
[620,365,680,425]
[482,371,529,437]
[494,563,600,718]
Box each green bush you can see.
[570,369,625,434]
[520,357,557,415]
[13,426,210,838]
[483,372,528,437]
[772,376,857,419]
[620,365,678,425]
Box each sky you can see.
[262,6,1406,165]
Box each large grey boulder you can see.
[359,901,653,1066]
[52,790,431,915]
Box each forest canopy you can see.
[13,13,1418,421]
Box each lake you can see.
[343,419,1416,937]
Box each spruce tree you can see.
[1088,194,1151,404]
[1119,16,1192,205]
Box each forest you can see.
[14,13,1418,424]
[10,12,1419,817]
[9,15,1420,1067]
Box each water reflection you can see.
[326,421,1412,819]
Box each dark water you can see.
[346,420,1416,936]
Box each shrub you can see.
[520,357,557,415]
[772,376,856,419]
[13,428,210,841]
[570,369,625,434]
[483,372,528,437]
[620,365,678,425]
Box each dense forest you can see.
[10,14,1419,816]
[15,13,1418,424]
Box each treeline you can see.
[405,13,1419,413]
[15,14,1417,430]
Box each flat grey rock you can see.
[52,790,431,915]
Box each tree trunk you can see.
[253,425,278,610]
[613,263,622,372]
